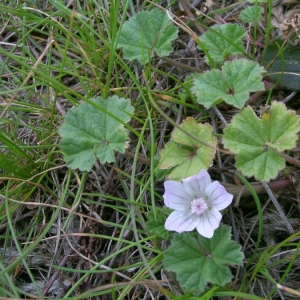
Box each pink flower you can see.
[164,170,233,238]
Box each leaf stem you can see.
[125,149,151,165]
[161,56,203,73]
[280,152,300,168]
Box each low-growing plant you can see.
[2,0,300,298]
[58,3,300,297]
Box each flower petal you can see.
[163,181,192,211]
[165,210,199,233]
[182,170,212,199]
[205,181,233,210]
[195,209,222,238]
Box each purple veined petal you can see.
[163,180,192,211]
[182,170,212,199]
[195,209,222,238]
[165,210,199,233]
[205,181,233,211]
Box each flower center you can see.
[190,198,208,216]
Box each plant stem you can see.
[280,152,300,168]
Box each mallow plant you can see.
[58,5,300,296]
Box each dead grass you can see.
[1,0,300,299]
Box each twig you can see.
[261,181,294,234]
[178,0,205,34]
[212,106,228,126]
[282,91,297,104]
[222,178,293,198]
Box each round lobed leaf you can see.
[117,9,178,63]
[159,118,217,180]
[59,96,133,171]
[164,225,244,295]
[223,101,300,181]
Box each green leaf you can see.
[154,154,170,181]
[146,209,170,240]
[223,101,300,182]
[164,225,244,295]
[264,40,300,91]
[182,73,198,102]
[240,6,263,23]
[59,96,133,171]
[198,24,246,64]
[159,117,217,180]
[192,59,265,109]
[117,9,178,63]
